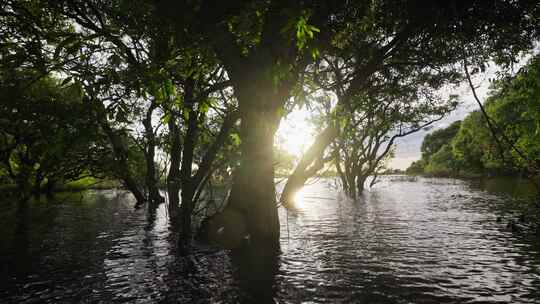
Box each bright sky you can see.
[275,65,501,170]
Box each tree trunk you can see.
[343,158,357,199]
[369,173,379,188]
[179,184,195,251]
[143,103,164,204]
[334,150,348,194]
[99,115,146,206]
[206,7,300,252]
[280,124,337,206]
[15,167,32,202]
[347,175,357,199]
[178,84,199,250]
[167,117,181,218]
[43,179,56,197]
[120,167,146,206]
[32,170,44,198]
[89,97,146,206]
[189,110,239,250]
[356,174,367,196]
[226,94,282,253]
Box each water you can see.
[1,177,540,303]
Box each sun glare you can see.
[276,109,314,157]
[293,188,307,208]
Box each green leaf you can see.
[311,48,320,60]
[230,133,241,146]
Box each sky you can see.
[275,67,498,170]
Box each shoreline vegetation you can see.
[406,57,540,196]
[0,177,119,194]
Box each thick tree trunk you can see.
[280,125,337,206]
[196,106,281,260]
[227,106,281,251]
[203,8,300,254]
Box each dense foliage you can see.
[0,72,111,196]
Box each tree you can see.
[333,88,454,199]
[406,159,426,175]
[1,0,153,204]
[184,1,539,252]
[421,121,461,161]
[452,111,494,174]
[162,2,334,254]
[485,56,540,175]
[424,144,459,176]
[0,73,108,198]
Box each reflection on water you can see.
[1,177,540,303]
[0,190,237,303]
[468,176,539,201]
[278,177,540,303]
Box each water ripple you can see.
[1,178,540,303]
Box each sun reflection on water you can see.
[293,188,308,209]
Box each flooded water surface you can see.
[1,177,540,303]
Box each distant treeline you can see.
[407,56,540,178]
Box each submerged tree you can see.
[334,90,454,199]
